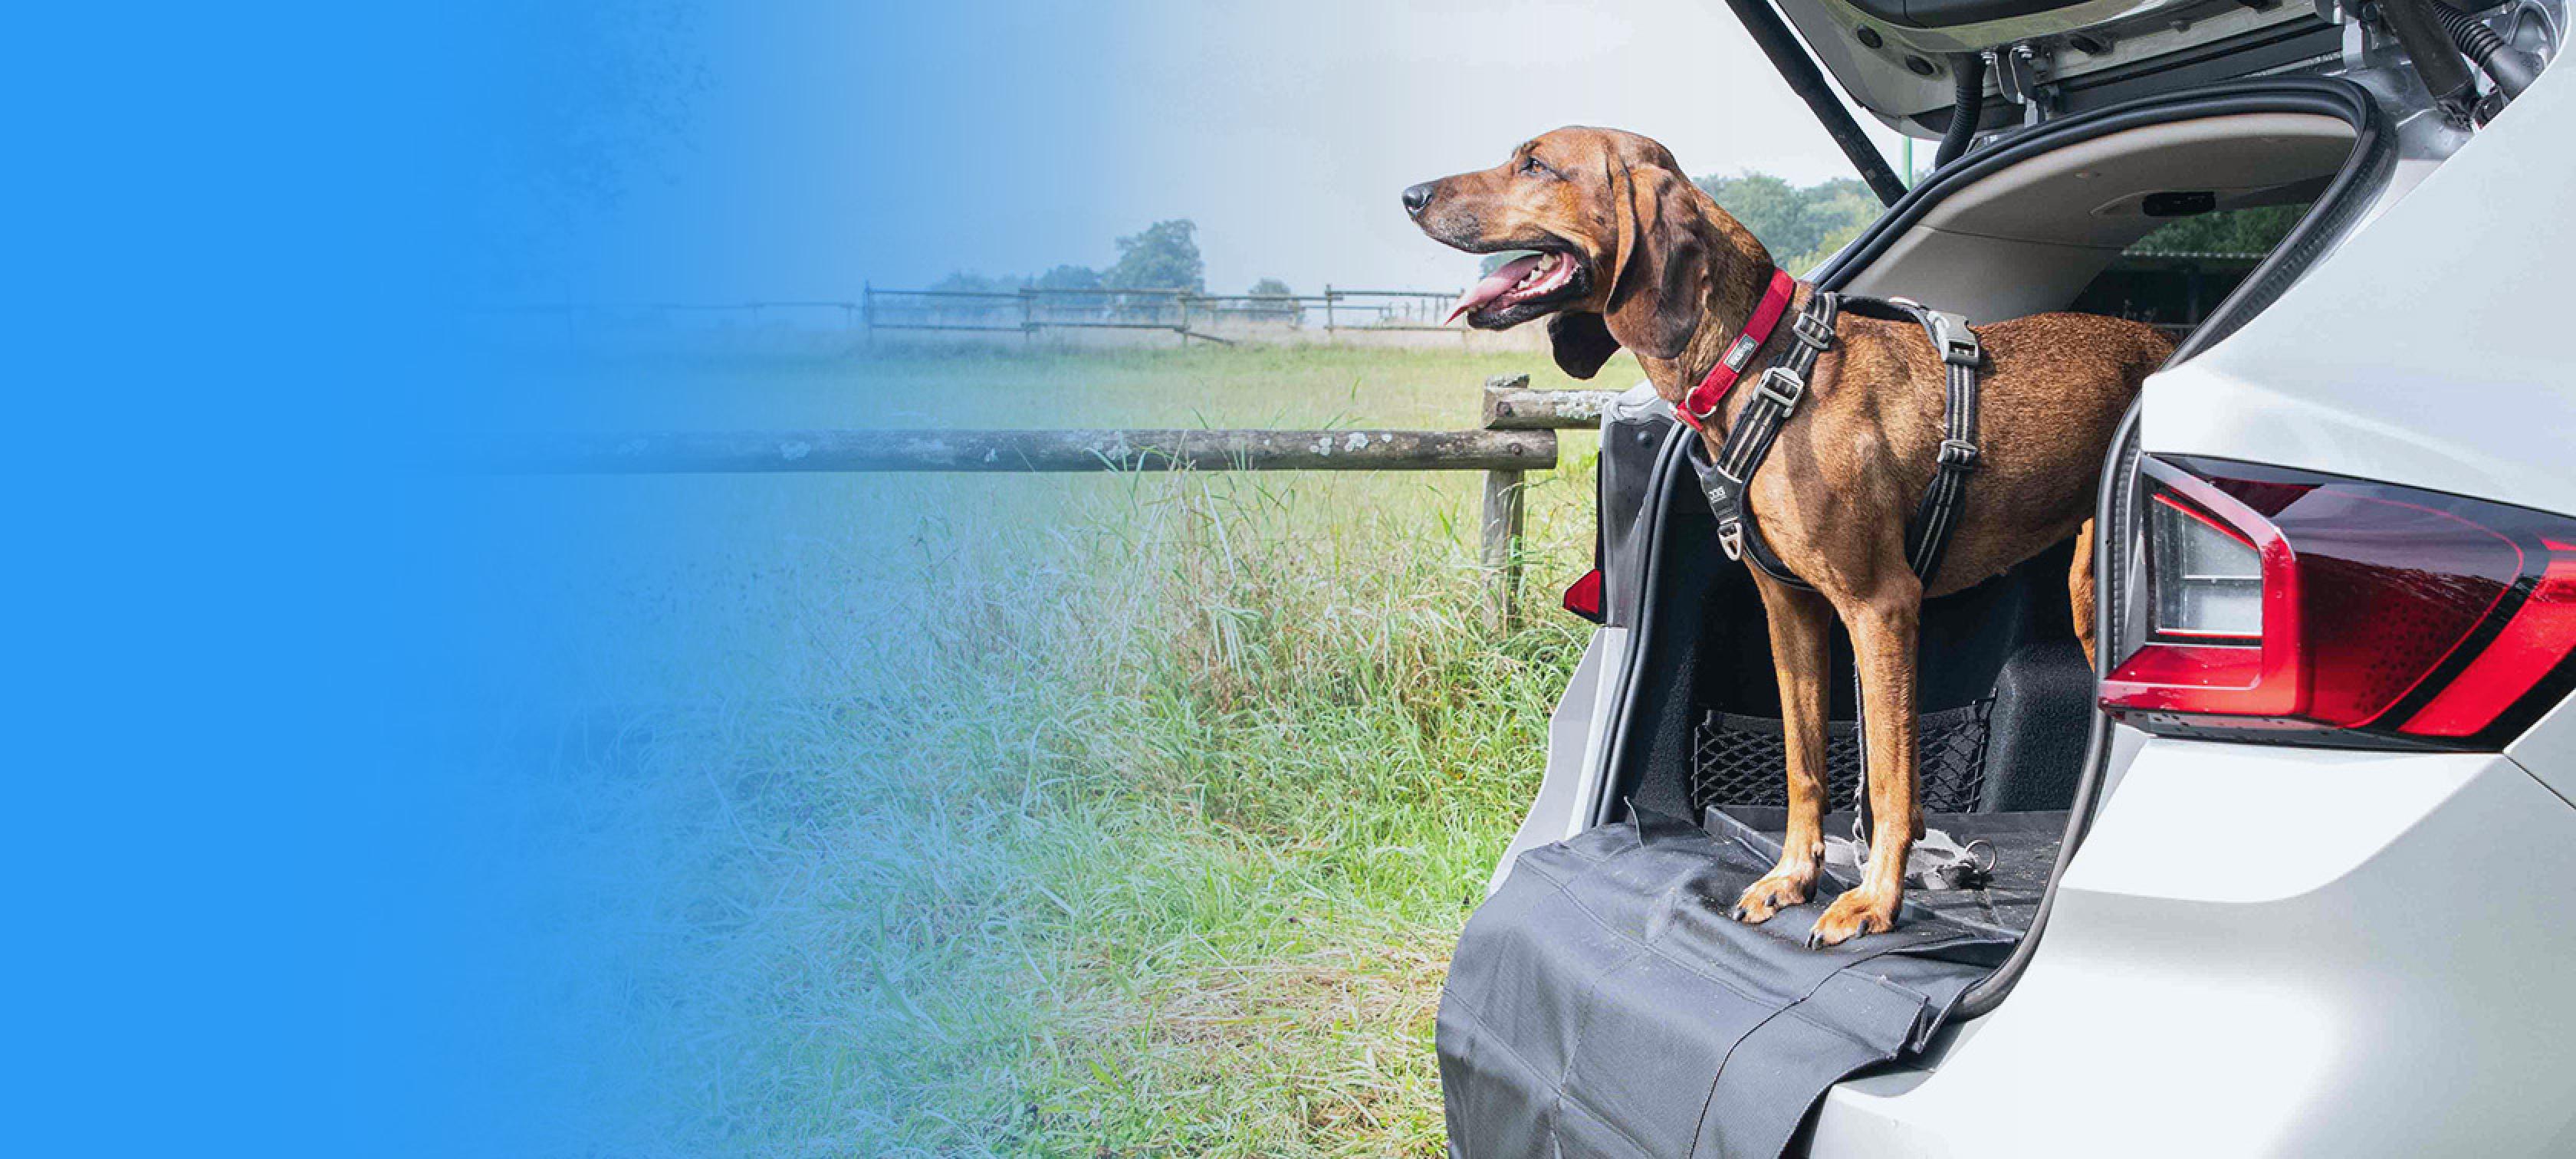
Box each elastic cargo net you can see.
[1690,699,1993,816]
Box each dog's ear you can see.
[1602,157,1710,362]
[1548,312,1621,379]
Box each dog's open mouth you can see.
[1446,249,1590,329]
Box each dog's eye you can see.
[1520,156,1543,176]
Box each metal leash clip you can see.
[1717,520,1746,561]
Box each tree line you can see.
[932,218,1294,303]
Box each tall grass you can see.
[499,346,1607,1155]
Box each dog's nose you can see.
[1402,182,1435,218]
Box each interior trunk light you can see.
[2101,455,2576,748]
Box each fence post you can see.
[1022,287,1037,344]
[1323,284,1336,335]
[862,282,875,350]
[1481,467,1527,632]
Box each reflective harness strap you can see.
[1684,294,1985,596]
[1697,291,1839,580]
[1907,309,1983,581]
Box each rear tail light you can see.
[1562,567,1605,623]
[2101,455,2576,748]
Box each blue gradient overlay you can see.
[9,3,1119,1154]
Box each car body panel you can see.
[2506,685,2576,808]
[2141,60,2576,520]
[1487,627,1628,895]
[1809,739,2576,1156]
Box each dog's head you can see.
[1404,126,1754,379]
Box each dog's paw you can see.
[1804,888,1899,948]
[1730,872,1813,924]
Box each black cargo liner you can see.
[1439,804,2066,1158]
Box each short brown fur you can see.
[1410,127,2170,944]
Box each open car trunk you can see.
[1438,77,2408,1159]
[1599,74,2389,983]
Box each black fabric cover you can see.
[1437,807,2026,1158]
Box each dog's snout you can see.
[1401,182,1435,218]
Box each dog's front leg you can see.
[1809,585,1923,947]
[1731,574,1835,924]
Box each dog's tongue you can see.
[1446,254,1546,324]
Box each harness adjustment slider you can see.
[1754,366,1806,411]
[1790,308,1835,351]
[1937,438,1981,469]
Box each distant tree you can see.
[1036,264,1104,291]
[1694,172,1882,274]
[2128,203,2304,256]
[927,271,1028,325]
[929,271,1030,294]
[1033,263,1109,319]
[1106,219,1205,293]
[1246,277,1300,323]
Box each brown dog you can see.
[1406,127,2170,945]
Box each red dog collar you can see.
[1676,268,1797,432]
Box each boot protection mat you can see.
[1436,805,2063,1158]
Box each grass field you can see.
[500,343,1641,1156]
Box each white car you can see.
[1476,0,2574,1152]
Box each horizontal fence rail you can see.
[859,284,1464,343]
[1483,383,1622,431]
[485,427,1558,474]
[488,375,1607,628]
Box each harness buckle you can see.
[1789,308,1835,351]
[1717,520,1746,561]
[1937,438,1981,469]
[1754,366,1806,411]
[1934,316,1983,367]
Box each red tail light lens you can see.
[1562,567,1606,623]
[2101,456,2576,748]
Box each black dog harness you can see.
[1682,285,1985,591]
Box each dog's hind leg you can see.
[1731,573,1835,924]
[2070,517,2099,671]
[1809,580,1922,947]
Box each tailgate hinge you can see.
[1987,42,2058,124]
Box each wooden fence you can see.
[859,284,1460,345]
[488,375,1622,628]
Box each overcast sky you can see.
[566,1,1915,303]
